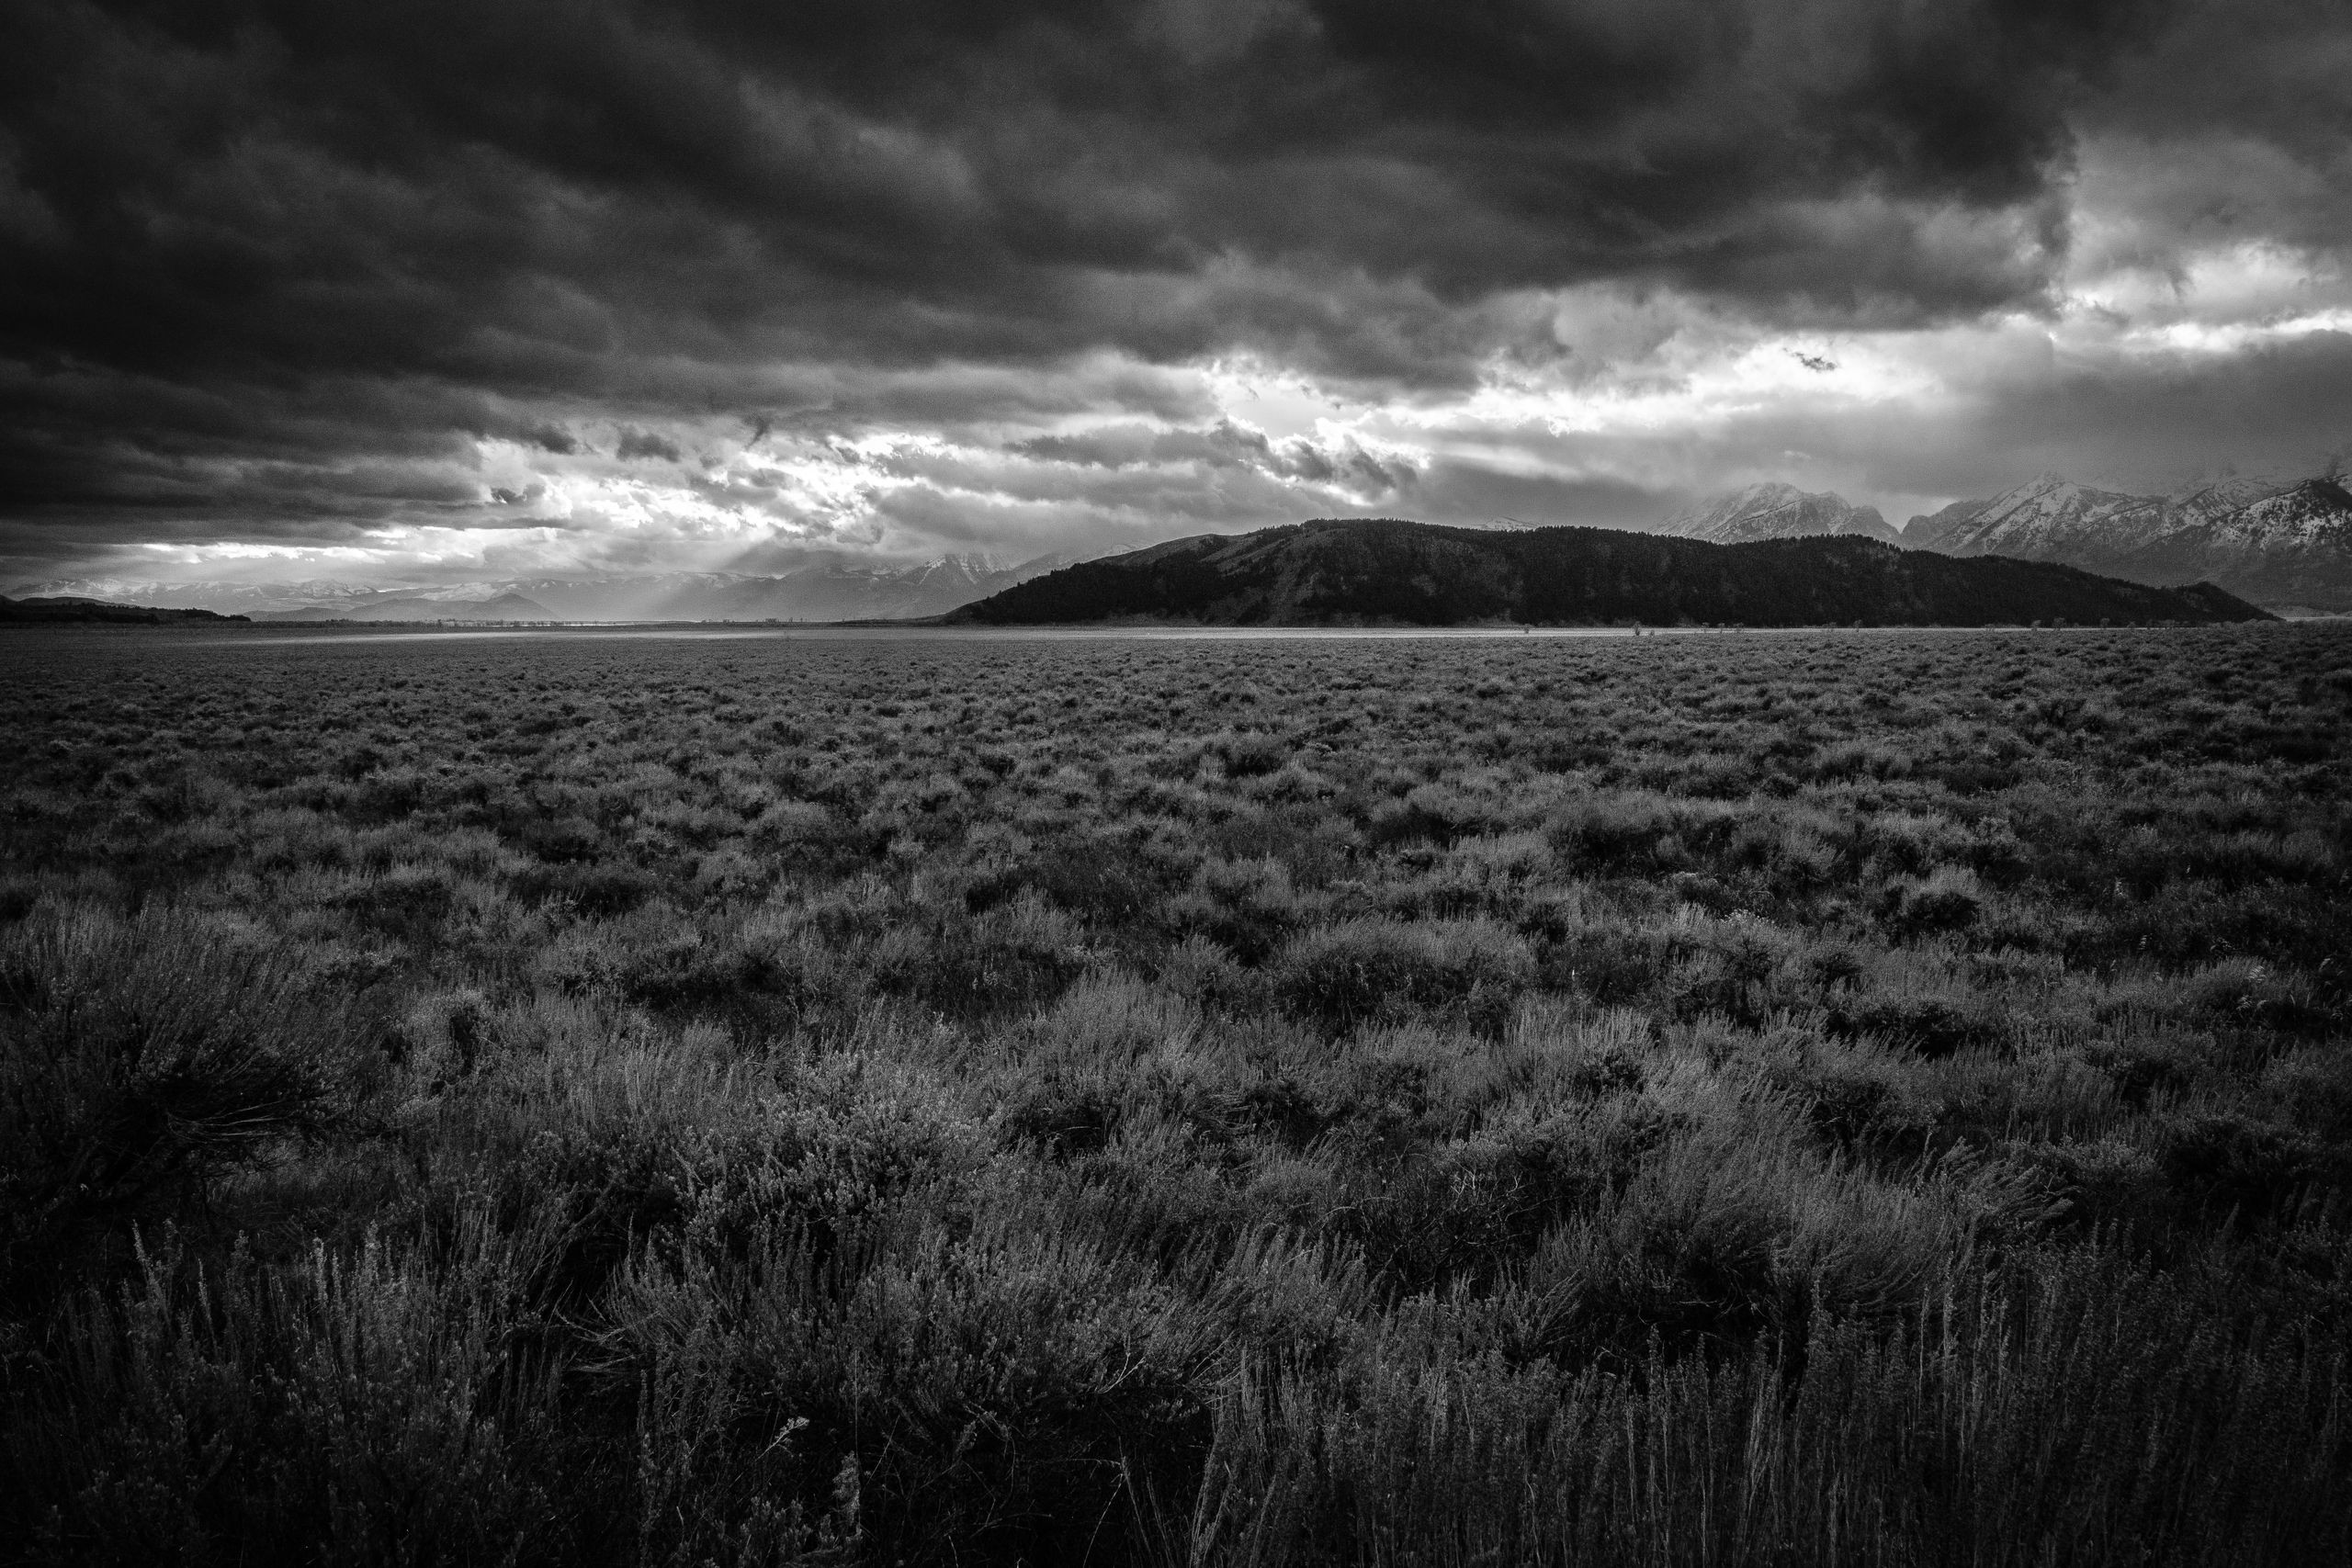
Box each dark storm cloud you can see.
[2057,0,2352,286]
[1011,419,1412,491]
[613,426,682,463]
[0,0,2342,566]
[2086,0,2352,170]
[1962,329,2352,494]
[0,0,2177,367]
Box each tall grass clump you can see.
[7,1216,570,1567]
[1174,1253,2348,1568]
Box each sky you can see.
[3,0,2349,590]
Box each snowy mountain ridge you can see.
[1906,472,2352,613]
[1657,482,1904,546]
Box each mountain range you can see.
[1905,473,2352,613]
[949,519,2267,627]
[15,467,2346,623]
[1617,469,2350,613]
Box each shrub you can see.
[1167,857,1306,965]
[511,859,663,916]
[1782,1058,1937,1157]
[613,919,862,1036]
[1827,988,2004,1060]
[2160,1112,2319,1217]
[2018,1135,2165,1234]
[1365,784,1490,848]
[1215,730,1291,779]
[870,894,1089,1022]
[517,818,606,864]
[1156,935,1270,1015]
[1272,918,1532,1033]
[1545,792,1680,871]
[0,908,355,1307]
[1884,866,1984,938]
[963,839,1167,927]
[998,1072,1125,1160]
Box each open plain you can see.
[5,622,2352,1565]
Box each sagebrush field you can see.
[6,624,2352,1566]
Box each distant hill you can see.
[1907,473,2352,612]
[949,519,2271,627]
[0,595,247,625]
[1658,482,1904,546]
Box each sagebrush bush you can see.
[1272,917,1532,1033]
[0,908,357,1308]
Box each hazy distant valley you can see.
[20,552,1078,625]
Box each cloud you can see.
[613,427,682,463]
[0,0,2346,581]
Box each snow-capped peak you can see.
[1659,482,1901,547]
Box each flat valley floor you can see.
[5,623,2351,1565]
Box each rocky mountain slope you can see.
[951,518,2267,627]
[1657,482,1904,546]
[1908,473,2352,612]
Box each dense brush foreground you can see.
[5,623,2352,1566]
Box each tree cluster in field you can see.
[3,624,2350,1566]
